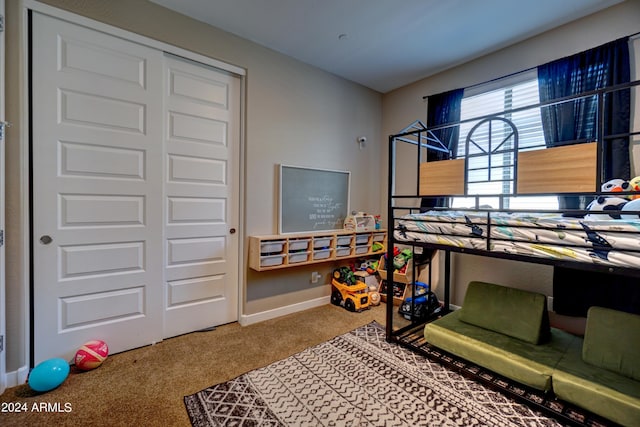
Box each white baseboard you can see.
[4,365,29,389]
[239,296,330,326]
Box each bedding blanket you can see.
[395,210,640,268]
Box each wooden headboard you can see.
[516,143,597,194]
[418,142,598,196]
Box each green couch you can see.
[423,281,640,426]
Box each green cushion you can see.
[554,337,640,427]
[459,281,550,344]
[424,310,576,391]
[583,306,640,381]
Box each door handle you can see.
[40,235,53,245]
[229,228,236,234]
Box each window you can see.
[451,70,559,210]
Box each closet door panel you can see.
[32,13,164,364]
[163,54,239,338]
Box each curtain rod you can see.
[421,32,640,100]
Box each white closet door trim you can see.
[23,0,245,76]
[0,0,6,396]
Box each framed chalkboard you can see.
[279,165,350,233]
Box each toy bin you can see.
[313,249,332,260]
[372,232,385,242]
[336,247,352,257]
[260,240,285,254]
[354,244,369,255]
[355,234,369,245]
[313,236,333,249]
[288,238,310,252]
[336,235,353,246]
[260,254,285,267]
[288,251,310,264]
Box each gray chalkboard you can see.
[279,165,350,233]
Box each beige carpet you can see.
[0,304,387,427]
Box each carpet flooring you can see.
[0,303,614,427]
[0,304,386,427]
[185,321,566,427]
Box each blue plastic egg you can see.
[28,358,70,392]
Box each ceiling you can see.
[150,0,624,93]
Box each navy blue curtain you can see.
[426,88,464,160]
[540,38,634,316]
[538,37,631,189]
[420,88,464,211]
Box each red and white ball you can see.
[367,284,381,306]
[74,340,109,371]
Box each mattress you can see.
[395,210,640,268]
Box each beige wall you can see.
[4,0,382,372]
[382,0,640,306]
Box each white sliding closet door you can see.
[32,13,240,364]
[32,13,165,364]
[162,54,239,337]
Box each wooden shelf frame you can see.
[377,256,427,305]
[249,230,387,271]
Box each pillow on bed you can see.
[459,281,550,345]
[582,306,640,381]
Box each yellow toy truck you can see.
[330,267,370,312]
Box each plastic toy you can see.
[398,282,442,321]
[332,266,356,285]
[28,358,70,393]
[368,285,381,306]
[585,196,628,220]
[371,241,385,253]
[330,267,370,312]
[629,176,640,200]
[359,259,377,273]
[393,248,413,270]
[74,339,109,371]
[343,211,376,231]
[379,280,407,299]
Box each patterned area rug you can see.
[184,321,572,426]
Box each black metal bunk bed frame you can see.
[384,79,640,426]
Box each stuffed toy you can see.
[601,178,630,195]
[585,196,628,220]
[621,198,640,219]
[628,176,640,200]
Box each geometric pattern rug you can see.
[184,321,573,426]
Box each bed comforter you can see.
[395,210,640,267]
